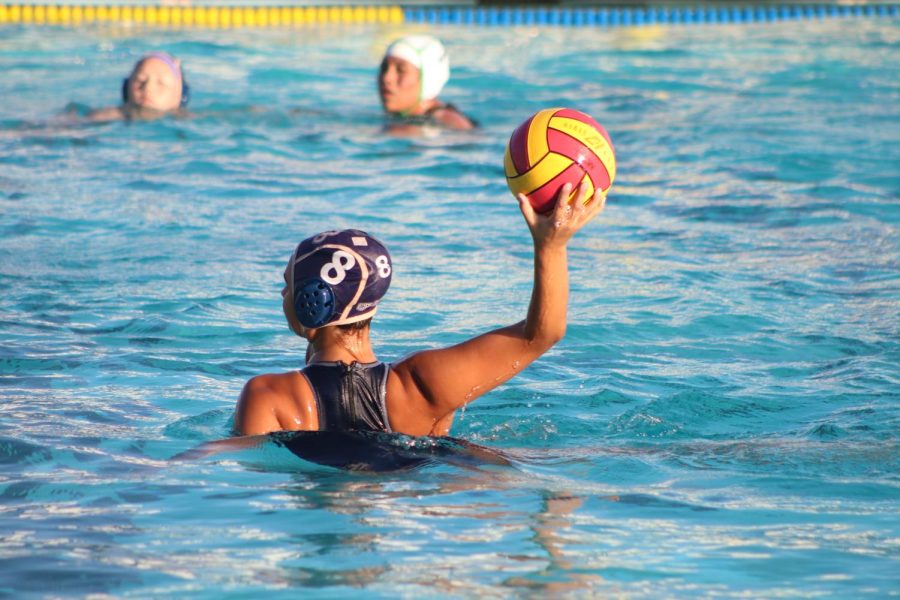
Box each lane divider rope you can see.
[0,3,895,27]
[0,5,405,25]
[405,4,898,25]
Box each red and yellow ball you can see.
[504,108,616,213]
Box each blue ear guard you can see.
[180,80,191,106]
[121,77,191,107]
[294,278,336,329]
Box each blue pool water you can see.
[1,17,898,597]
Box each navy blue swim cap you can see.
[288,230,392,329]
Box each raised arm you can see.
[387,181,606,435]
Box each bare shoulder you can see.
[235,371,312,435]
[432,106,476,130]
[239,371,309,408]
[385,352,441,436]
[387,349,440,403]
[386,347,474,435]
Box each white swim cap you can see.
[384,35,450,102]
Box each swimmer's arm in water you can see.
[170,433,268,461]
[388,181,605,435]
[86,106,126,122]
[85,105,192,123]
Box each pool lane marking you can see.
[0,4,896,26]
[0,5,405,25]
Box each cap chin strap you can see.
[416,56,425,105]
[387,40,426,116]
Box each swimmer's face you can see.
[126,57,183,112]
[378,56,421,114]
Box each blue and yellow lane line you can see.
[0,4,895,27]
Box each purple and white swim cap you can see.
[384,35,449,102]
[287,229,392,329]
[139,52,183,81]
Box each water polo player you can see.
[88,52,190,122]
[378,35,476,132]
[234,180,605,437]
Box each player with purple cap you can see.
[88,51,190,122]
[234,180,606,438]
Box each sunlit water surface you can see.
[1,18,898,598]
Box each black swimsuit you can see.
[387,103,478,128]
[301,361,392,433]
[426,103,478,127]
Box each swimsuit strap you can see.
[426,102,478,127]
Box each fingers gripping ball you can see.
[504,108,616,214]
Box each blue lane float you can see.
[404,4,899,26]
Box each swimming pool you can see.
[1,14,898,597]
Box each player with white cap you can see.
[378,35,476,131]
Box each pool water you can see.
[1,17,898,597]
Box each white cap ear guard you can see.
[384,35,450,102]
